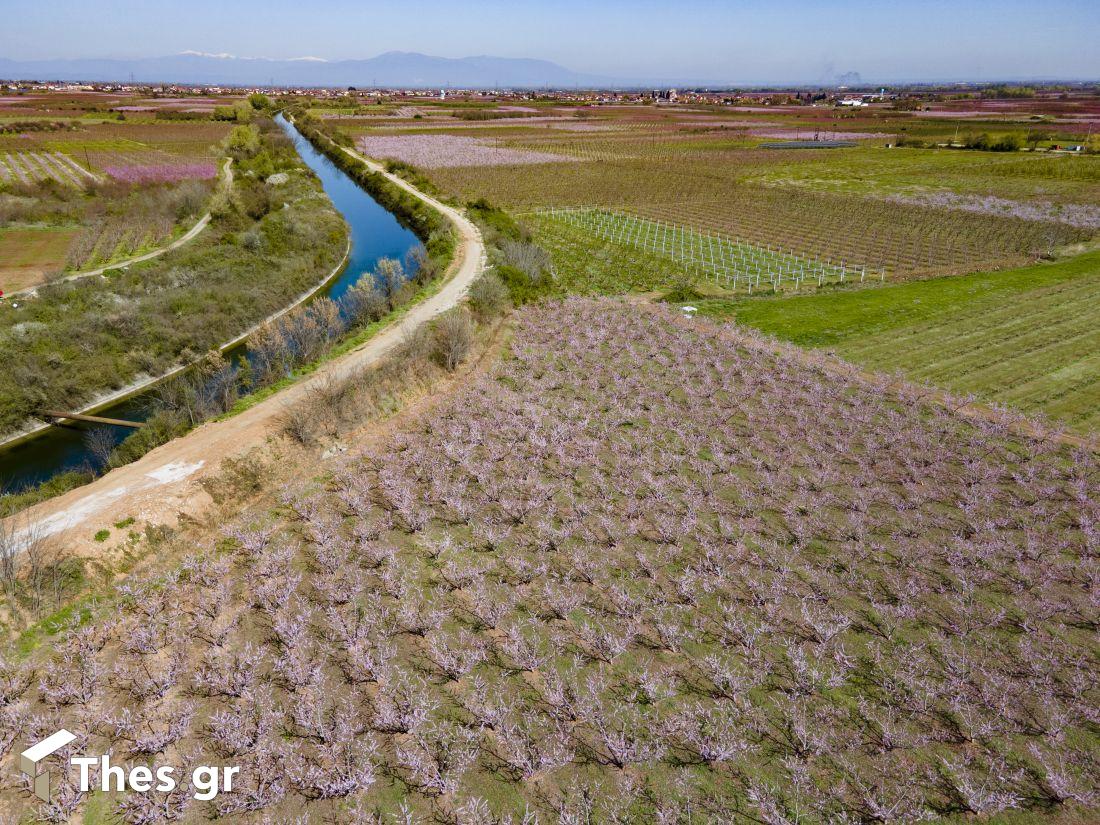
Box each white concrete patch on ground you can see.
[16,486,130,550]
[145,460,205,484]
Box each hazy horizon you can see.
[2,0,1099,86]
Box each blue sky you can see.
[2,0,1098,82]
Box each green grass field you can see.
[530,210,859,295]
[696,251,1100,432]
[748,146,1100,202]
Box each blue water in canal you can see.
[275,113,419,303]
[0,115,419,492]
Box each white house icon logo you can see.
[20,729,76,802]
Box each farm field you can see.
[0,122,231,172]
[531,209,871,293]
[526,210,702,294]
[2,299,1095,822]
[496,170,1092,279]
[0,227,80,292]
[343,101,1099,282]
[695,251,1100,432]
[0,117,234,288]
[322,93,1100,433]
[0,150,95,187]
[319,92,1100,432]
[1,82,1098,824]
[0,89,244,121]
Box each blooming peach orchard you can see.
[102,159,219,184]
[357,135,581,169]
[1,300,1096,823]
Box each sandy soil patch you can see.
[0,227,78,293]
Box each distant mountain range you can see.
[0,51,624,89]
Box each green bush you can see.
[963,132,1023,152]
[468,272,512,320]
[496,264,556,305]
[467,198,524,242]
[107,410,190,469]
[235,177,274,220]
[226,124,261,157]
[659,282,705,304]
[992,133,1022,152]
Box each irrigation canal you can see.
[0,114,420,492]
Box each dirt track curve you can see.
[4,149,484,553]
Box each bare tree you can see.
[432,308,473,372]
[500,239,552,279]
[375,257,406,306]
[22,527,69,619]
[0,517,23,598]
[84,426,116,469]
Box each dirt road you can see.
[4,151,484,554]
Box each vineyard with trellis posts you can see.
[539,206,880,292]
[629,187,1090,278]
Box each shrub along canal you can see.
[0,113,420,493]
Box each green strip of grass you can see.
[699,251,1100,432]
[697,251,1100,347]
[15,600,95,658]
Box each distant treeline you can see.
[0,120,69,134]
[154,110,210,122]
